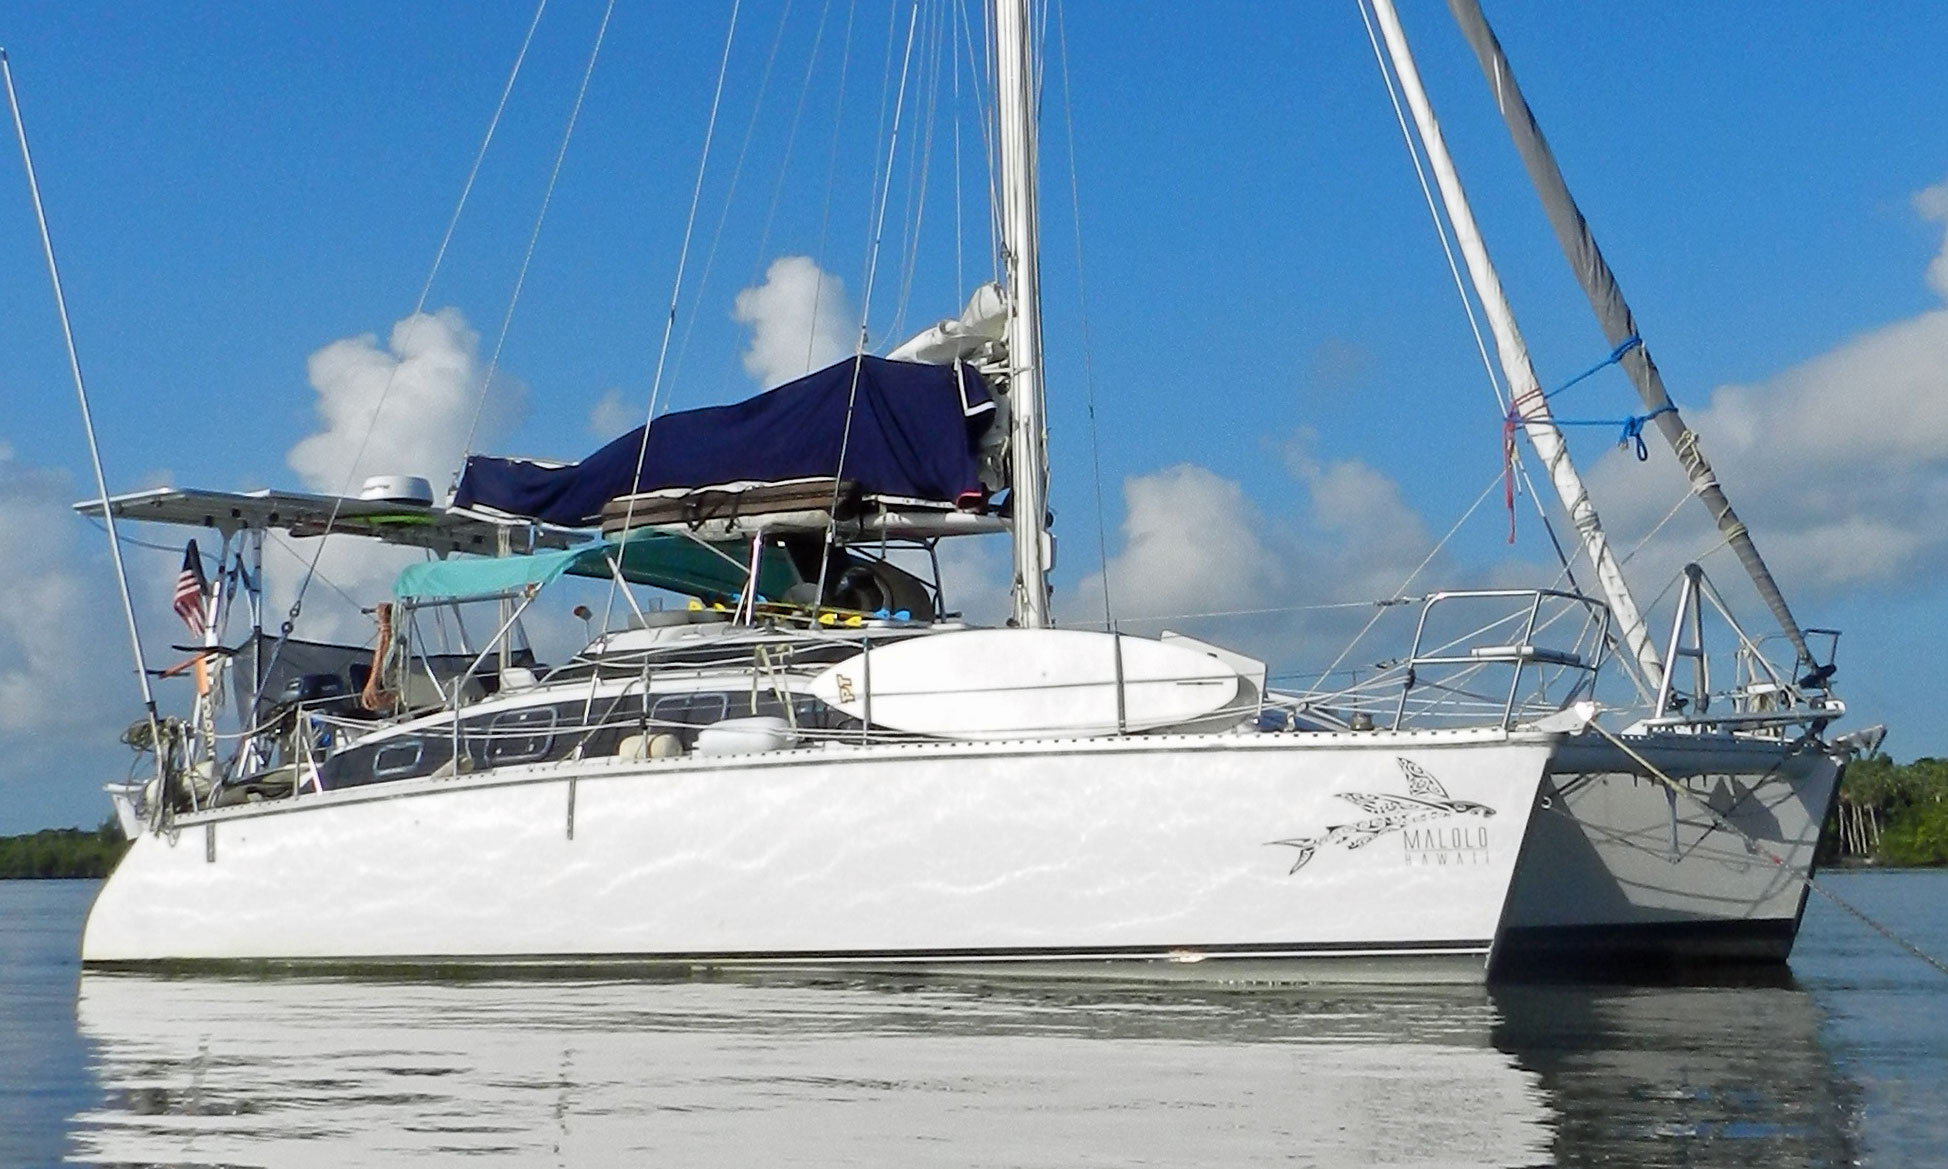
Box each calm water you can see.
[1,874,1943,1168]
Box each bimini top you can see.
[453,355,996,528]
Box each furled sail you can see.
[886,282,1008,364]
[455,356,998,527]
[1443,0,1816,674]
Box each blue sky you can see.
[2,2,1946,831]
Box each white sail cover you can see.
[886,282,1009,364]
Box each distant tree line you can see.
[0,819,131,879]
[1830,755,1948,867]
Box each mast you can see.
[993,0,1052,628]
[1443,0,1817,673]
[1367,0,1664,687]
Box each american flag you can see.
[173,540,209,636]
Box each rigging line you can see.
[1523,473,1582,590]
[283,0,550,630]
[982,0,1001,280]
[1311,466,1504,692]
[1508,458,1661,705]
[668,0,799,408]
[857,0,911,347]
[1110,598,1425,626]
[851,0,906,331]
[83,518,215,560]
[884,4,927,341]
[853,0,925,352]
[1355,0,1506,415]
[1631,530,1737,626]
[814,0,923,613]
[950,0,964,294]
[1358,0,1570,579]
[802,0,863,376]
[722,0,837,402]
[636,0,743,433]
[888,0,947,340]
[88,517,367,626]
[912,1,953,312]
[604,0,743,581]
[952,0,1003,279]
[262,531,370,614]
[748,0,838,276]
[1355,0,1605,687]
[1620,487,1697,569]
[4,49,160,734]
[1354,0,1584,595]
[912,0,952,292]
[1054,0,1113,633]
[462,0,615,463]
[1501,444,1626,695]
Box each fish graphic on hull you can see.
[1269,757,1496,874]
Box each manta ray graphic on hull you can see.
[1269,757,1496,874]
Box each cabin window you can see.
[371,739,425,779]
[649,692,731,747]
[485,708,557,764]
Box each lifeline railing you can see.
[1271,588,1612,733]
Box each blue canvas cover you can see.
[454,356,995,527]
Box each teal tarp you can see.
[393,545,592,600]
[392,532,801,603]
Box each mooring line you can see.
[1589,723,1948,979]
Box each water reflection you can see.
[74,974,1545,1166]
[1493,981,1861,1167]
[70,970,1861,1167]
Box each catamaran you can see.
[43,2,1865,979]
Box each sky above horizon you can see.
[3,2,1947,831]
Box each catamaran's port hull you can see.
[1494,734,1841,975]
[83,731,1553,984]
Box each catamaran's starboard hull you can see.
[83,732,1553,983]
[1495,734,1841,974]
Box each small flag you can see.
[173,540,209,636]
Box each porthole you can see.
[371,739,425,778]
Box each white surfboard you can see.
[809,628,1244,740]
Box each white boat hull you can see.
[84,731,1554,982]
[1496,734,1842,970]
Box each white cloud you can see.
[273,308,523,641]
[1067,433,1485,680]
[0,446,164,830]
[1584,179,1948,602]
[1916,176,1948,299]
[0,308,542,826]
[588,387,639,437]
[732,256,858,389]
[0,451,122,741]
[1087,464,1287,623]
[287,307,514,494]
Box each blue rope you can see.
[1542,334,1642,401]
[1546,403,1676,460]
[1506,335,1672,460]
[1618,404,1676,459]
